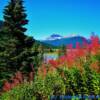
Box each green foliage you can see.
[83,62,100,95]
[32,43,44,72]
[3,0,28,38]
[57,67,74,95]
[0,66,99,99]
[0,71,65,100]
[0,83,36,100]
[57,65,100,96]
[71,67,87,94]
[0,34,19,78]
[32,76,49,100]
[32,71,65,99]
[45,71,65,95]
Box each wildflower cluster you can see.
[2,71,34,92]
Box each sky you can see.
[0,0,100,40]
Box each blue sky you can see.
[0,0,100,40]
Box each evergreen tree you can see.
[3,0,28,41]
[0,20,3,29]
[0,0,36,80]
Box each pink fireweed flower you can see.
[49,59,59,68]
[3,80,11,92]
[76,42,80,49]
[90,36,100,54]
[66,54,75,67]
[67,44,73,49]
[76,48,86,57]
[12,78,20,86]
[15,71,23,83]
[59,56,66,63]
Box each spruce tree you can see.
[0,20,3,29]
[0,0,36,80]
[3,0,28,42]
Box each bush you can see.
[0,82,35,100]
[32,71,65,100]
[0,71,65,100]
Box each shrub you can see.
[0,83,35,100]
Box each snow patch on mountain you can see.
[46,34,63,40]
[45,33,80,40]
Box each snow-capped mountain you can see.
[42,34,88,47]
[46,34,63,40]
[45,33,80,41]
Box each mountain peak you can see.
[46,34,63,40]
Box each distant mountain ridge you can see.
[46,34,63,40]
[42,34,88,47]
[45,33,80,41]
